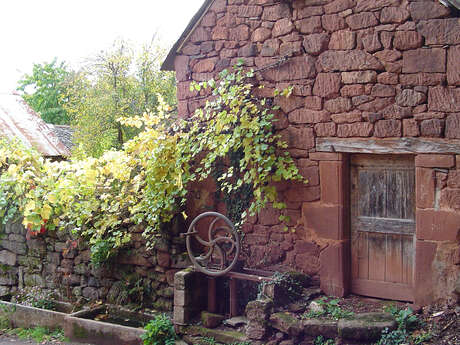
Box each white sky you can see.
[0,0,204,93]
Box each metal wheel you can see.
[183,212,240,276]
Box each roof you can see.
[0,94,71,157]
[161,0,214,71]
[48,124,74,152]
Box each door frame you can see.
[311,151,433,305]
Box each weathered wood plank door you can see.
[351,155,415,302]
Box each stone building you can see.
[162,0,460,305]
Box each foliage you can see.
[66,39,177,157]
[376,307,425,345]
[17,59,71,125]
[0,304,15,330]
[314,335,335,345]
[13,286,56,310]
[12,326,66,342]
[189,61,302,225]
[303,297,354,320]
[258,271,306,302]
[0,62,301,264]
[141,314,176,345]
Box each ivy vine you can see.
[0,61,303,264]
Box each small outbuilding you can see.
[163,0,460,306]
[0,93,70,158]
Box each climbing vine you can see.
[0,61,302,263]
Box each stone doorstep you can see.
[269,312,397,343]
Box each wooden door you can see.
[350,155,415,302]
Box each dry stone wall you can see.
[0,220,189,310]
[175,0,460,304]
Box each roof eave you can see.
[161,0,215,71]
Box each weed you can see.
[377,307,425,345]
[314,335,335,345]
[13,286,55,310]
[0,304,14,330]
[303,297,354,320]
[413,331,432,344]
[141,314,176,345]
[12,326,66,342]
[201,337,217,345]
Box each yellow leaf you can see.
[47,194,57,204]
[24,200,35,213]
[41,204,52,219]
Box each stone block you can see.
[374,119,402,137]
[313,73,341,98]
[315,122,336,137]
[337,123,373,137]
[416,209,460,241]
[400,73,446,86]
[269,312,302,336]
[446,113,460,139]
[303,33,329,55]
[288,109,330,124]
[346,12,378,30]
[303,202,343,240]
[201,311,225,328]
[355,0,400,12]
[319,241,349,297]
[174,268,196,290]
[246,299,273,322]
[341,71,376,84]
[415,154,455,168]
[1,241,26,255]
[324,0,354,14]
[429,87,460,112]
[338,313,397,341]
[174,306,195,325]
[403,49,446,74]
[416,168,435,209]
[262,3,290,21]
[417,18,460,45]
[393,31,423,51]
[415,240,437,306]
[420,119,444,137]
[284,185,320,203]
[329,30,356,50]
[282,127,315,150]
[309,152,343,161]
[409,1,451,20]
[303,318,338,338]
[261,56,316,82]
[322,14,346,32]
[320,160,346,205]
[447,45,460,86]
[296,16,322,34]
[381,6,410,23]
[319,50,383,72]
[0,250,16,266]
[324,98,352,114]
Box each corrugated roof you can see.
[161,0,214,71]
[0,94,70,157]
[48,124,74,152]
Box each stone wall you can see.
[173,0,460,305]
[0,220,189,310]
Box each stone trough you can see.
[0,301,164,345]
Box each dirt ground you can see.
[338,295,460,345]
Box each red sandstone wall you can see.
[174,0,460,304]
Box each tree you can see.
[17,59,71,125]
[66,39,177,157]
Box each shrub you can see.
[141,314,176,345]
